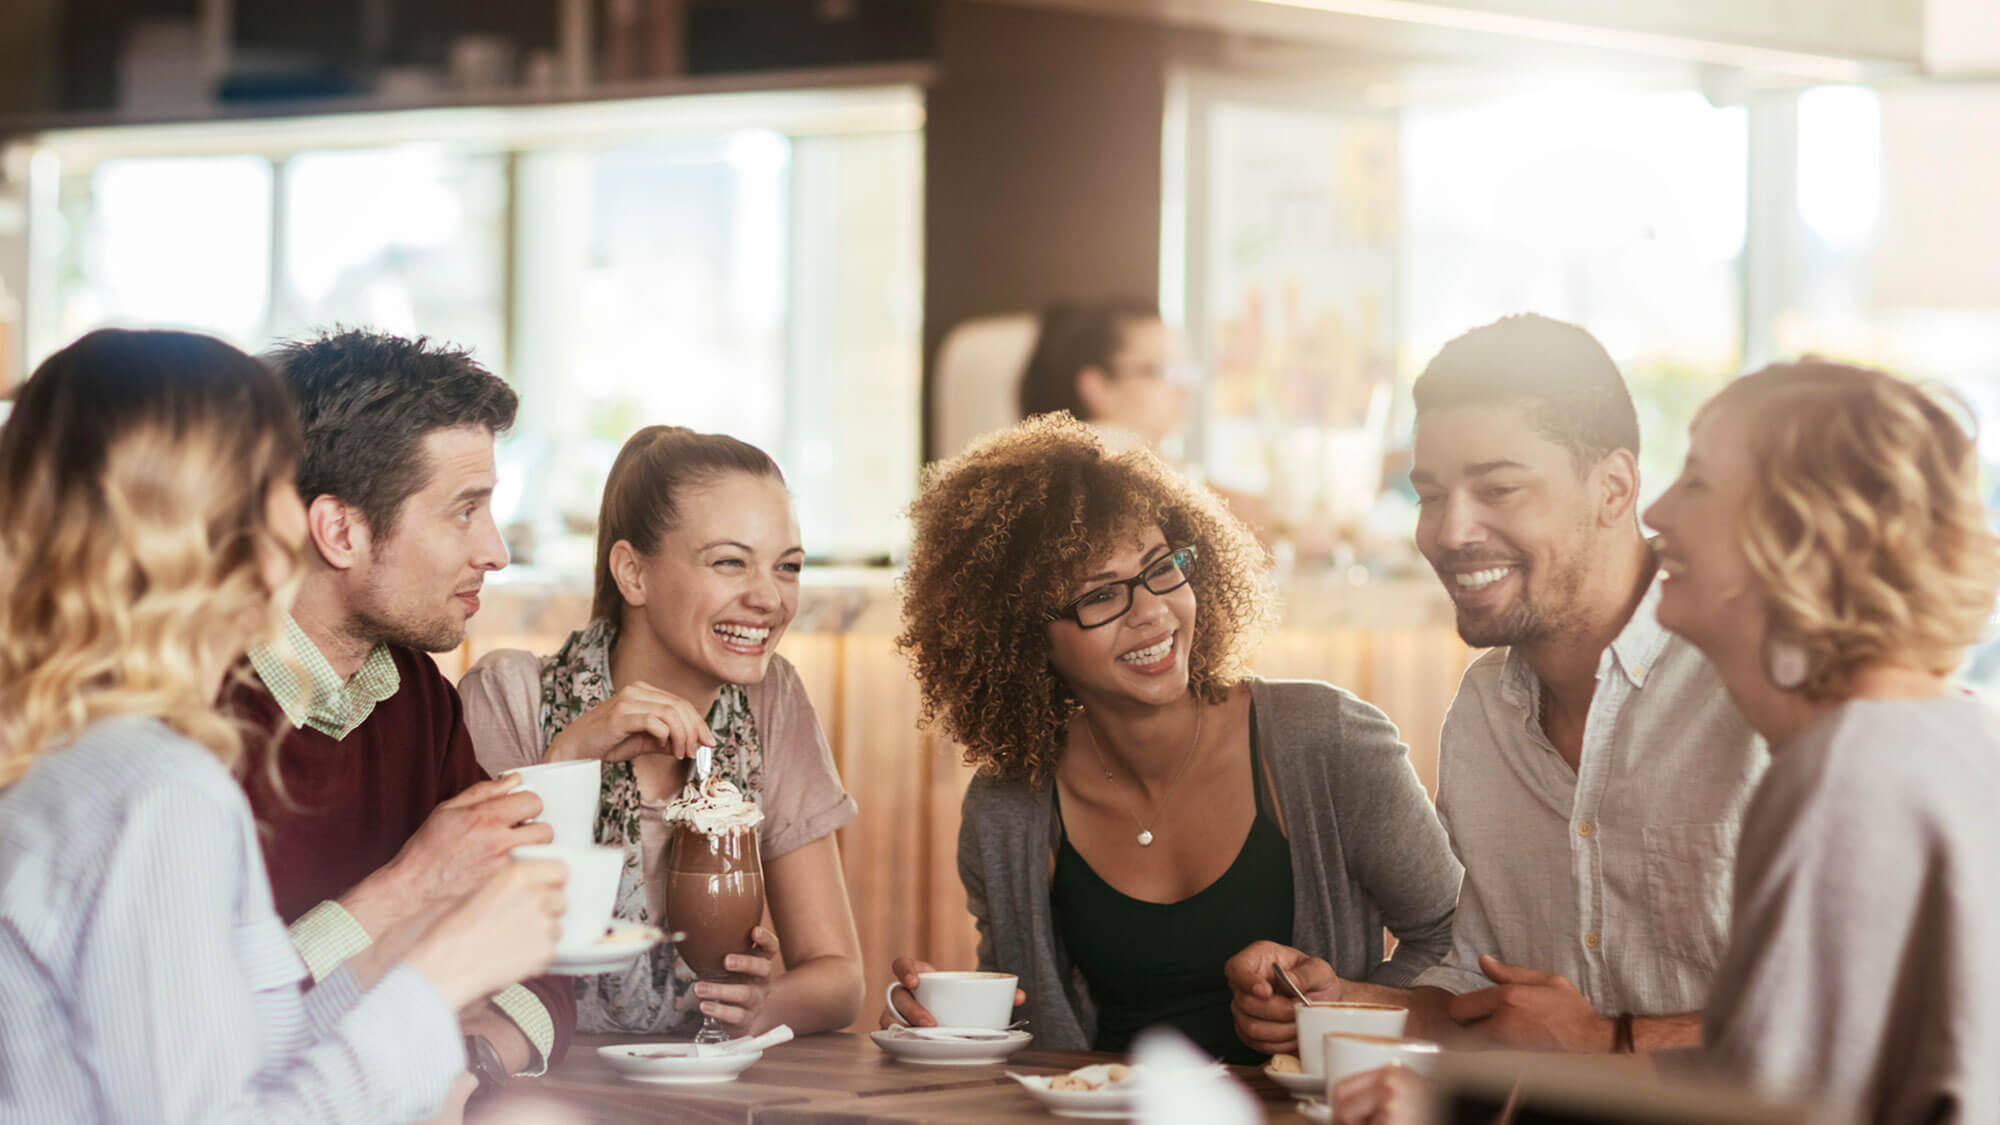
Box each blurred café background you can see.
[2,0,1996,1028]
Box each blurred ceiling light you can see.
[1796,85,1881,249]
[1247,0,1878,82]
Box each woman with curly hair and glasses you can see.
[1644,360,2000,1124]
[878,414,1460,1063]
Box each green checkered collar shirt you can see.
[248,617,401,740]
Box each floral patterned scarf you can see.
[538,617,764,1033]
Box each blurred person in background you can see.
[0,329,563,1123]
[1018,298,1190,455]
[1649,360,2000,1123]
[881,414,1459,1064]
[463,425,864,1039]
[1228,315,1763,1061]
[1018,298,1291,547]
[226,329,575,1089]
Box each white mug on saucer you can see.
[1323,1031,1440,1094]
[885,971,1018,1030]
[1293,1002,1408,1076]
[503,759,601,846]
[512,842,624,952]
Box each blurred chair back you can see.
[930,313,1038,462]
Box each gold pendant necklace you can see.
[1080,702,1205,847]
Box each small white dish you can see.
[1297,1097,1332,1124]
[596,1041,763,1084]
[1263,1065,1322,1098]
[1008,1066,1138,1119]
[870,1027,1032,1066]
[548,922,666,975]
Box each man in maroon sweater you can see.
[229,329,574,1084]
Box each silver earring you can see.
[1765,637,1810,691]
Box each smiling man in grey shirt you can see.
[1229,315,1763,1059]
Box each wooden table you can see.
[490,1032,1318,1123]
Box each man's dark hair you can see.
[1411,313,1640,464]
[265,329,518,540]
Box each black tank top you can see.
[1050,728,1294,1065]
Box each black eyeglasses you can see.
[1049,545,1198,629]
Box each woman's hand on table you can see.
[878,957,1027,1028]
[546,682,718,764]
[1224,940,1342,1057]
[1330,1064,1432,1125]
[694,926,782,1035]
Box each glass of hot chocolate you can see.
[663,774,766,1044]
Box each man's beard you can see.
[1454,594,1550,649]
[351,576,466,654]
[1448,554,1588,650]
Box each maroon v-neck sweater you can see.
[229,645,575,1064]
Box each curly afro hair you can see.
[896,413,1274,787]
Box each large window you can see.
[21,85,925,569]
[1169,77,1751,569]
[1400,87,1749,498]
[274,146,510,367]
[50,155,274,347]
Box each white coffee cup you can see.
[1293,1002,1408,1076]
[884,970,1019,1030]
[512,842,625,952]
[1323,1031,1440,1094]
[503,760,601,847]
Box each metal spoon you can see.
[694,744,715,783]
[1275,964,1328,1007]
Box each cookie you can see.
[1050,1075,1097,1091]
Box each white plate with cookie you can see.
[1008,1064,1140,1119]
[1263,1054,1323,1098]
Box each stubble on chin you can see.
[350,605,466,655]
[1454,605,1545,650]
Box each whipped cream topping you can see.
[666,771,764,837]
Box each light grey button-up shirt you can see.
[0,716,464,1124]
[1412,580,1766,1017]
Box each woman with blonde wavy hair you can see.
[1645,359,2000,1124]
[0,328,564,1123]
[877,414,1459,1063]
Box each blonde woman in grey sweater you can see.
[1646,360,2000,1124]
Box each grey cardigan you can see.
[958,678,1462,1050]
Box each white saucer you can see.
[1297,1097,1332,1124]
[1263,1065,1324,1098]
[1007,1067,1137,1119]
[870,1027,1033,1066]
[548,923,666,975]
[596,1041,763,1084]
